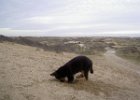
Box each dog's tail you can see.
[90,61,94,74]
[90,67,93,74]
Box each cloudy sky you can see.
[0,0,140,37]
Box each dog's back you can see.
[65,56,93,74]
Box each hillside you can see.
[0,42,140,100]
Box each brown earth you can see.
[0,42,140,100]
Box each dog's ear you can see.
[50,72,56,76]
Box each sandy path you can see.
[0,42,140,100]
[104,48,140,74]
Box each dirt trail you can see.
[104,48,140,74]
[0,42,140,100]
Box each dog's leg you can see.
[84,71,89,80]
[67,75,74,83]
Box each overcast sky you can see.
[0,0,140,37]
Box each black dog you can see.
[50,56,93,83]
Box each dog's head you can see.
[50,71,61,79]
[50,69,66,82]
[50,71,56,76]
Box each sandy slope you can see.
[0,42,140,100]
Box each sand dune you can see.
[0,42,140,100]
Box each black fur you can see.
[50,56,93,83]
